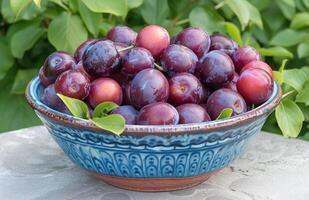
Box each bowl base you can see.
[90,171,219,192]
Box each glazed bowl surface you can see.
[26,77,281,191]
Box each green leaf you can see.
[99,22,114,36]
[128,0,143,9]
[216,108,233,120]
[93,102,119,118]
[296,81,309,105]
[275,99,304,137]
[140,0,169,25]
[252,26,268,44]
[80,0,127,16]
[167,25,183,36]
[273,59,288,85]
[258,46,293,58]
[243,0,263,29]
[49,0,69,10]
[225,22,243,46]
[297,43,309,58]
[270,29,306,47]
[301,66,309,76]
[10,0,32,18]
[0,38,14,80]
[189,7,225,34]
[6,19,41,41]
[33,0,41,7]
[303,0,309,9]
[0,70,41,132]
[48,12,88,54]
[242,32,259,47]
[284,69,309,91]
[273,71,283,85]
[263,3,286,32]
[290,12,309,29]
[11,69,38,94]
[295,0,307,11]
[2,0,43,23]
[0,93,41,132]
[248,0,271,11]
[78,1,101,36]
[91,114,125,135]
[4,10,26,33]
[275,0,295,19]
[57,94,90,119]
[298,103,309,121]
[168,0,190,14]
[10,25,44,58]
[69,0,78,12]
[225,0,250,30]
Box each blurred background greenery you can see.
[0,0,308,140]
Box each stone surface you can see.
[0,126,308,200]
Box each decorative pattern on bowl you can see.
[26,77,281,191]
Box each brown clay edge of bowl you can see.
[89,170,219,192]
[25,78,282,136]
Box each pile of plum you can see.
[39,25,274,126]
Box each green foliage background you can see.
[0,0,309,139]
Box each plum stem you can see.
[154,63,165,72]
[118,45,135,52]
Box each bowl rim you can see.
[26,76,281,135]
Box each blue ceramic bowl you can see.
[26,77,281,191]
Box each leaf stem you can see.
[279,59,288,73]
[282,90,295,99]
[215,1,226,10]
[108,14,113,23]
[169,0,195,28]
[154,63,165,72]
[175,18,190,26]
[118,45,134,52]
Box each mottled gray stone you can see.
[0,126,308,200]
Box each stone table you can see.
[0,126,309,200]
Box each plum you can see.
[237,68,273,105]
[206,88,247,119]
[175,27,210,58]
[130,69,169,108]
[54,70,90,100]
[88,78,123,108]
[136,25,170,59]
[137,102,179,125]
[176,104,211,124]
